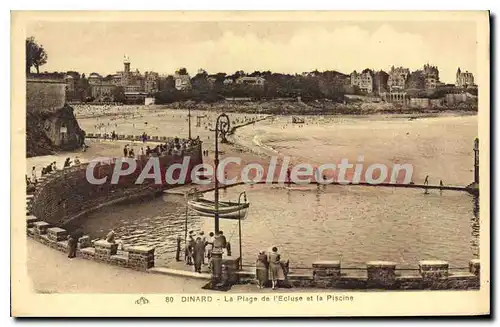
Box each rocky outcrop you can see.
[26,104,85,157]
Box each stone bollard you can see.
[127,246,155,270]
[78,235,92,249]
[94,240,118,262]
[419,260,449,288]
[469,259,480,276]
[312,261,341,288]
[47,227,68,242]
[366,261,397,289]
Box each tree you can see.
[112,86,126,103]
[26,37,48,74]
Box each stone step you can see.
[148,267,211,280]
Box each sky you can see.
[27,20,478,83]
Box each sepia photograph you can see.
[11,10,490,317]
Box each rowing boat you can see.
[188,198,250,220]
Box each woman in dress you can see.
[268,247,285,290]
[255,251,269,289]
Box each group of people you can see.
[26,157,82,189]
[39,157,81,176]
[184,230,229,274]
[255,247,288,290]
[121,136,202,159]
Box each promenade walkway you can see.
[27,239,326,294]
[27,239,205,294]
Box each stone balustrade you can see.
[236,259,480,290]
[27,215,157,271]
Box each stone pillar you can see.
[47,227,68,242]
[94,240,118,262]
[312,261,341,288]
[469,259,480,276]
[419,260,449,288]
[78,235,92,249]
[128,246,155,270]
[33,221,51,235]
[26,215,39,228]
[221,256,241,285]
[210,247,224,289]
[366,261,397,289]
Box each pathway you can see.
[27,238,206,294]
[26,239,325,294]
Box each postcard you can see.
[11,10,490,317]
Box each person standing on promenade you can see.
[106,230,116,243]
[193,237,205,273]
[185,231,195,265]
[268,247,285,290]
[205,232,214,263]
[176,236,182,261]
[199,231,206,264]
[31,166,37,184]
[255,250,269,289]
[64,157,72,168]
[214,231,227,257]
[424,175,429,185]
[67,234,78,258]
[67,229,83,259]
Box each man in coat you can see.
[193,237,205,273]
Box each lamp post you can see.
[238,191,246,270]
[210,113,230,289]
[213,113,230,233]
[188,106,192,140]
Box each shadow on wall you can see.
[26,78,85,157]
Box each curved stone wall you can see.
[31,143,202,226]
[27,140,203,271]
[25,139,481,289]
